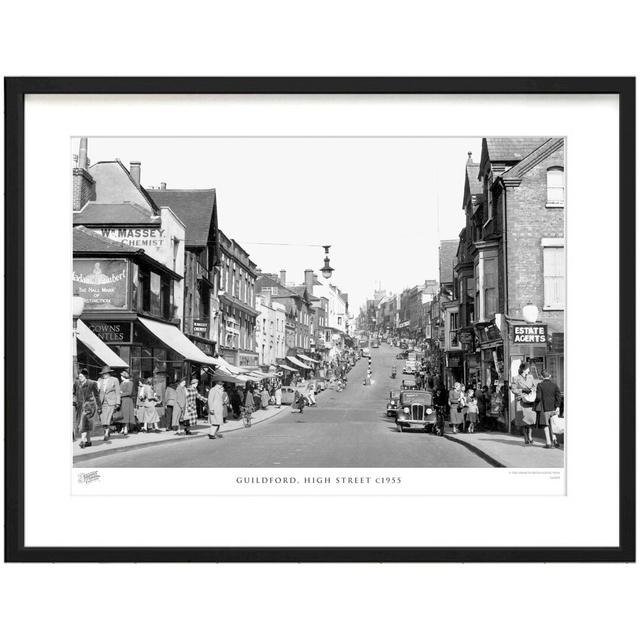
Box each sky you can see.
[77,137,482,313]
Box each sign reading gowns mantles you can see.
[512,324,548,344]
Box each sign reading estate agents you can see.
[512,324,547,344]
[73,259,128,309]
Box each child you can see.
[78,401,96,448]
[466,390,478,433]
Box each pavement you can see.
[73,404,285,463]
[74,344,566,469]
[443,428,564,468]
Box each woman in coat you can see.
[172,378,187,432]
[448,382,464,433]
[535,369,562,448]
[207,380,225,440]
[115,370,135,435]
[73,368,101,445]
[138,376,160,432]
[511,361,538,445]
[243,383,255,427]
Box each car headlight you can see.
[403,407,410,414]
[426,408,433,415]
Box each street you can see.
[77,344,490,468]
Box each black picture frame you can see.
[4,77,635,563]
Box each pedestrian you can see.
[97,365,121,441]
[535,369,562,449]
[274,381,282,408]
[116,370,135,435]
[172,378,187,433]
[73,368,101,447]
[230,385,242,419]
[466,389,478,433]
[222,385,230,422]
[244,383,255,427]
[511,361,538,445]
[179,377,207,435]
[163,380,177,431]
[307,383,317,406]
[137,376,160,432]
[260,386,270,410]
[207,379,225,440]
[476,385,489,430]
[448,381,464,434]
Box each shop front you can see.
[444,352,463,389]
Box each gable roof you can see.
[73,202,160,226]
[500,138,564,183]
[484,137,550,163]
[463,161,482,208]
[73,225,140,254]
[149,189,217,247]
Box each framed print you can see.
[4,77,635,562]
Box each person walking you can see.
[97,366,120,441]
[116,370,135,435]
[448,382,464,434]
[73,368,101,446]
[179,377,207,435]
[243,383,255,427]
[274,381,282,408]
[466,389,478,433]
[535,369,562,448]
[163,381,177,431]
[207,379,225,440]
[511,361,538,445]
[260,386,270,410]
[172,378,187,434]
[138,376,160,432]
[476,385,490,431]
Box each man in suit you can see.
[98,366,121,441]
[207,380,225,440]
[535,369,563,449]
[72,368,101,443]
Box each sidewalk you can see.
[73,405,285,462]
[444,427,564,468]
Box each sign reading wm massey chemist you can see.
[73,259,128,309]
[99,227,168,248]
[512,324,548,344]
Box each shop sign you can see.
[85,321,131,343]
[193,320,209,336]
[73,259,128,309]
[99,227,167,249]
[191,338,215,356]
[513,324,547,344]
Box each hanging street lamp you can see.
[522,302,539,323]
[320,244,334,279]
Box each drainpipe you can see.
[500,179,511,432]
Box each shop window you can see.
[546,167,564,206]
[140,267,151,311]
[130,263,139,311]
[150,272,161,316]
[543,246,565,309]
[162,278,172,319]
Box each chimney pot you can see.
[279,270,286,286]
[78,137,88,169]
[160,182,166,190]
[130,161,141,186]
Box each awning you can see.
[138,317,217,365]
[286,355,311,370]
[213,356,248,376]
[296,354,317,364]
[77,320,128,368]
[278,363,297,372]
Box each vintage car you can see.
[402,359,418,374]
[386,390,401,417]
[395,390,437,432]
[279,386,298,405]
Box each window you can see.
[150,272,161,316]
[484,258,498,318]
[543,245,565,308]
[547,167,564,205]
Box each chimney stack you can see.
[304,269,315,294]
[160,182,167,190]
[72,137,95,211]
[279,270,286,286]
[130,161,141,186]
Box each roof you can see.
[149,189,217,246]
[500,138,564,182]
[73,226,140,253]
[484,138,550,163]
[466,163,482,195]
[73,202,160,226]
[438,240,459,285]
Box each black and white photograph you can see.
[71,135,566,475]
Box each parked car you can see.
[395,389,437,433]
[401,377,418,390]
[386,390,401,417]
[402,360,418,374]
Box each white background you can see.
[1,2,638,640]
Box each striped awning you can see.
[296,354,317,364]
[286,355,311,370]
[278,363,297,372]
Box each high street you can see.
[77,344,490,468]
